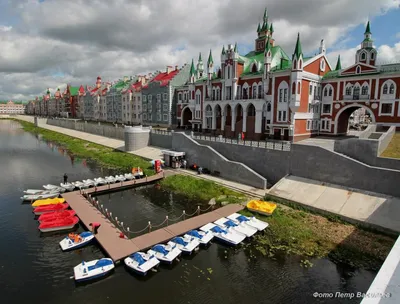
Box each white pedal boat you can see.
[124,252,160,276]
[124,173,135,180]
[82,179,95,187]
[21,192,60,201]
[43,184,61,190]
[114,175,126,182]
[147,244,181,264]
[24,189,57,195]
[73,258,115,282]
[59,231,95,251]
[104,176,116,184]
[60,183,76,192]
[227,213,269,231]
[73,181,89,189]
[214,217,257,238]
[94,177,106,185]
[168,237,200,255]
[184,229,214,246]
[200,223,246,246]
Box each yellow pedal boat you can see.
[246,200,277,216]
[32,197,66,207]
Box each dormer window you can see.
[320,59,325,71]
[361,53,366,60]
[356,66,361,74]
[251,63,257,73]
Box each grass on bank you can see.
[160,174,246,204]
[12,119,154,176]
[240,194,396,271]
[381,132,400,159]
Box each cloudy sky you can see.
[1,0,399,101]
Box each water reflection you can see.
[0,119,378,304]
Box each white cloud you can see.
[0,0,399,100]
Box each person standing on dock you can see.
[63,173,68,183]
[89,222,101,234]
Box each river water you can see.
[0,120,377,304]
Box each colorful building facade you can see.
[0,101,25,114]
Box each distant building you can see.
[0,101,25,114]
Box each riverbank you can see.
[241,194,396,271]
[5,118,154,176]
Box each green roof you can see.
[69,86,79,96]
[335,55,342,70]
[240,44,290,76]
[270,23,274,33]
[190,59,195,76]
[198,52,202,61]
[293,33,303,59]
[365,21,371,34]
[207,49,214,65]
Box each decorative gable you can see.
[303,54,332,76]
[340,62,378,76]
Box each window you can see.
[277,110,287,122]
[371,52,375,60]
[267,103,271,112]
[258,85,263,98]
[361,53,366,60]
[178,93,182,101]
[345,86,352,95]
[143,113,147,120]
[389,84,395,94]
[279,89,283,102]
[157,94,161,102]
[163,114,169,121]
[381,103,393,114]
[148,114,152,120]
[324,88,328,97]
[322,104,331,114]
[309,84,313,95]
[356,66,361,74]
[383,84,388,94]
[163,104,168,111]
[195,93,201,104]
[252,86,257,99]
[143,104,147,111]
[306,120,311,131]
[362,86,368,95]
[353,86,360,99]
[157,113,161,121]
[163,93,168,101]
[320,119,331,131]
[320,60,325,71]
[284,89,288,102]
[297,82,301,94]
[227,66,230,79]
[329,87,333,96]
[148,95,152,102]
[143,95,147,102]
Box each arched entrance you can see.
[246,103,256,138]
[181,107,192,127]
[234,104,243,135]
[224,104,232,128]
[214,104,222,130]
[334,104,375,135]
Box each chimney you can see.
[166,65,173,74]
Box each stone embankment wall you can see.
[47,118,124,140]
[150,131,400,197]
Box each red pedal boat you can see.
[38,216,79,232]
[38,210,76,222]
[33,203,70,215]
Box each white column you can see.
[231,107,236,132]
[374,79,379,100]
[242,109,247,132]
[255,109,263,134]
[221,110,226,131]
[212,108,216,129]
[232,80,238,100]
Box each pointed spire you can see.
[364,21,371,34]
[335,55,342,70]
[261,20,268,31]
[293,33,303,58]
[234,42,238,53]
[46,88,50,95]
[257,23,260,32]
[198,52,202,62]
[265,37,271,53]
[221,45,225,55]
[263,8,268,21]
[190,59,195,76]
[207,49,214,65]
[269,23,274,33]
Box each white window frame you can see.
[143,113,147,120]
[148,95,152,102]
[322,104,332,115]
[157,113,161,121]
[379,102,394,116]
[320,118,331,131]
[142,95,147,102]
[306,120,311,131]
[148,113,152,120]
[163,104,168,111]
[356,66,361,74]
[320,59,325,71]
[163,114,168,121]
[157,94,161,102]
[277,110,287,122]
[163,93,168,101]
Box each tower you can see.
[189,59,196,84]
[255,7,275,52]
[96,76,102,88]
[319,39,326,54]
[196,53,204,78]
[263,37,272,94]
[290,33,303,112]
[206,49,214,98]
[355,21,377,66]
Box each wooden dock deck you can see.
[62,174,244,262]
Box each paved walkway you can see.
[269,175,400,233]
[63,185,243,262]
